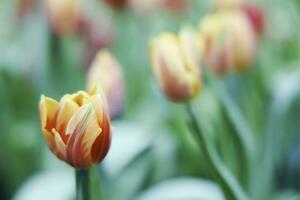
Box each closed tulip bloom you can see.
[198,11,256,74]
[39,91,111,168]
[45,0,79,35]
[150,32,201,102]
[214,0,265,36]
[87,50,125,119]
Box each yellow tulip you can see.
[39,91,111,168]
[198,11,256,75]
[45,0,79,35]
[149,31,201,102]
[87,50,125,119]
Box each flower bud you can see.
[39,91,111,168]
[150,31,201,102]
[87,50,125,119]
[198,11,256,75]
[45,0,79,35]
[241,3,265,36]
[214,0,265,36]
[17,0,35,19]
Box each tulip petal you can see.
[66,103,102,168]
[91,112,111,163]
[55,97,79,142]
[70,91,90,106]
[42,129,56,151]
[53,128,67,160]
[39,95,59,131]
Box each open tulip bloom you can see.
[39,90,111,199]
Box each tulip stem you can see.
[76,169,91,200]
[185,103,248,200]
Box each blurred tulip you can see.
[45,0,79,35]
[39,91,111,168]
[198,11,256,75]
[214,0,265,36]
[87,50,125,119]
[241,3,265,36]
[150,32,201,102]
[103,0,128,9]
[17,0,35,19]
[163,0,187,11]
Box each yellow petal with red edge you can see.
[52,128,67,160]
[55,97,79,139]
[39,95,58,131]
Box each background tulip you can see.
[214,0,265,36]
[39,91,111,168]
[45,0,79,35]
[198,11,256,75]
[150,33,201,102]
[87,50,125,119]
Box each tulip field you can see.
[1,0,300,200]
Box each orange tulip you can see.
[39,91,111,168]
[87,50,125,119]
[198,11,256,75]
[45,0,79,35]
[150,30,201,102]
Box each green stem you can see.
[76,169,91,200]
[185,103,249,200]
[205,70,255,187]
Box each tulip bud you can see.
[150,31,201,102]
[198,11,256,75]
[214,0,265,36]
[45,0,79,35]
[241,3,265,36]
[17,0,35,19]
[87,50,125,119]
[39,91,111,168]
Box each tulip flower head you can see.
[87,50,125,119]
[214,0,265,36]
[45,0,79,35]
[150,31,201,102]
[39,91,111,168]
[198,11,256,75]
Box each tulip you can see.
[198,11,256,75]
[241,3,265,36]
[163,0,187,11]
[214,0,265,36]
[45,0,79,35]
[87,50,125,119]
[149,31,201,102]
[39,91,111,168]
[17,0,35,19]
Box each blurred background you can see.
[1,0,300,199]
